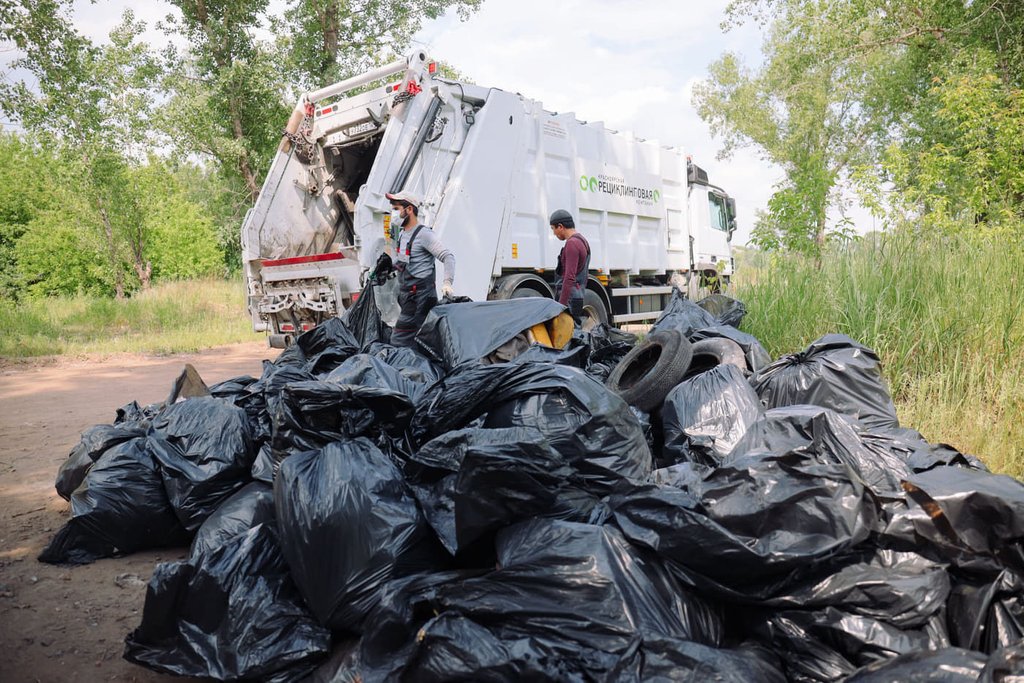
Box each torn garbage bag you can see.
[696,293,747,328]
[751,333,899,430]
[359,519,722,682]
[39,438,191,565]
[124,523,330,681]
[189,481,274,560]
[146,396,255,532]
[274,438,440,633]
[415,298,568,371]
[661,363,762,467]
[411,362,652,493]
[405,426,600,555]
[650,288,718,336]
[55,422,147,500]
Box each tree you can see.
[697,0,1024,248]
[1,4,162,296]
[278,0,482,89]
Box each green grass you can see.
[733,232,1024,477]
[0,278,264,358]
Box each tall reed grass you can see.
[734,232,1024,476]
[0,278,263,358]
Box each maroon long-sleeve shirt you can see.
[557,233,590,305]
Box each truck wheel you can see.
[511,287,545,299]
[683,338,747,379]
[605,330,694,412]
[582,289,609,331]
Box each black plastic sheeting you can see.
[40,438,191,565]
[696,293,747,328]
[55,422,147,500]
[359,519,725,682]
[751,333,900,430]
[415,298,567,370]
[124,523,330,681]
[650,288,718,336]
[274,439,441,633]
[189,481,274,560]
[660,364,763,467]
[147,396,255,532]
[411,362,652,493]
[404,426,601,555]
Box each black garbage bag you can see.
[689,325,773,373]
[209,375,267,444]
[39,438,191,565]
[651,288,718,336]
[750,606,949,682]
[146,396,255,532]
[947,569,1024,653]
[730,406,912,501]
[415,298,567,371]
[980,641,1024,681]
[243,361,317,450]
[342,281,391,349]
[584,323,638,381]
[189,481,275,560]
[901,467,1024,575]
[845,647,987,683]
[364,342,442,385]
[405,427,601,555]
[861,427,989,474]
[661,364,762,467]
[411,362,652,493]
[270,381,413,466]
[359,519,722,682]
[762,549,950,630]
[115,399,162,426]
[510,339,590,368]
[640,637,786,682]
[55,422,147,500]
[274,438,440,633]
[609,445,879,599]
[751,333,899,430]
[273,317,360,375]
[323,353,434,403]
[124,523,330,681]
[696,293,747,328]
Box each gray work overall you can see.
[391,225,438,348]
[555,233,591,323]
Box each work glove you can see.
[441,283,454,298]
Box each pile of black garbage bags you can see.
[42,287,1024,682]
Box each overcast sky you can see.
[67,0,796,244]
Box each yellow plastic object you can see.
[547,312,575,349]
[529,322,553,347]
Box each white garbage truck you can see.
[242,51,737,347]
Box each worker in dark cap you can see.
[549,209,591,324]
[386,190,456,347]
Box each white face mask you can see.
[391,208,406,233]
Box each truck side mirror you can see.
[726,197,737,220]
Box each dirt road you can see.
[0,342,273,682]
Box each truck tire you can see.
[606,330,694,412]
[683,338,747,379]
[582,289,609,330]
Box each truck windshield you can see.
[709,194,729,232]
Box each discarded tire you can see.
[606,330,693,412]
[683,337,748,379]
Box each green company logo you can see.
[578,174,661,203]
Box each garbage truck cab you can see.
[242,51,738,347]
